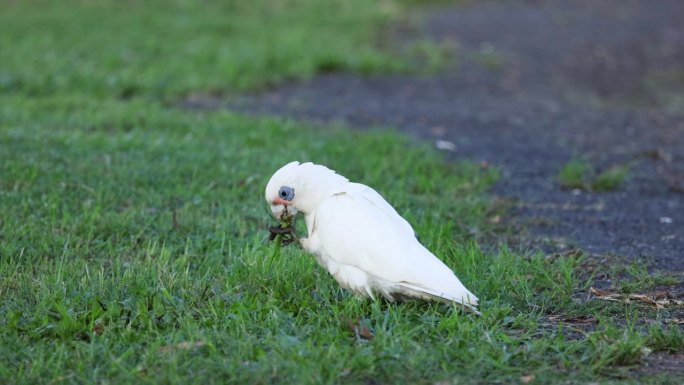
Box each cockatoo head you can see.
[265,161,349,220]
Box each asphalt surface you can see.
[183,0,684,269]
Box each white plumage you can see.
[265,161,479,313]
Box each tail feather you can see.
[394,283,481,316]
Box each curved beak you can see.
[272,197,290,206]
[270,198,296,220]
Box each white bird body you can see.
[265,162,479,313]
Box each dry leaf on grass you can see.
[93,322,105,335]
[548,314,597,325]
[545,248,583,262]
[341,317,374,340]
[521,374,535,383]
[589,287,684,309]
[159,341,206,353]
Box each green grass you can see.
[406,40,454,73]
[0,0,402,97]
[593,165,630,192]
[2,97,683,385]
[557,159,592,190]
[0,99,499,384]
[557,159,630,192]
[593,261,683,294]
[1,1,682,384]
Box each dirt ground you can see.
[183,0,684,270]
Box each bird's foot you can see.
[268,225,297,246]
[268,225,293,235]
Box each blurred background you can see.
[1,1,684,382]
[187,0,684,263]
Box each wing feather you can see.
[346,183,415,237]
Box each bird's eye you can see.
[278,186,295,201]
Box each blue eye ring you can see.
[278,186,295,201]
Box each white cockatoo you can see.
[265,161,479,313]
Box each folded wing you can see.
[314,186,478,310]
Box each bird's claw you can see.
[269,225,294,235]
[281,235,296,246]
[268,225,297,246]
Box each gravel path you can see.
[184,0,684,269]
